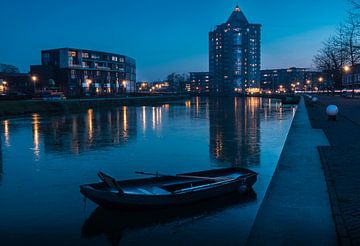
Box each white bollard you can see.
[312,97,318,103]
[326,105,339,121]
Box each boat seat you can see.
[223,173,242,179]
[123,186,171,195]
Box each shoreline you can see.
[247,97,337,245]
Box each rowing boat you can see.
[80,167,257,208]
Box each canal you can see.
[0,97,295,245]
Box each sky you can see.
[0,0,349,81]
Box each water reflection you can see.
[82,190,257,246]
[0,140,3,184]
[209,97,261,166]
[32,114,40,159]
[141,106,146,133]
[42,107,137,155]
[4,120,10,147]
[0,97,295,245]
[151,107,163,130]
[0,98,289,164]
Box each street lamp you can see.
[2,81,7,94]
[343,65,351,73]
[343,65,355,97]
[122,80,127,94]
[32,76,38,92]
[318,77,324,93]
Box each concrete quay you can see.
[246,98,337,245]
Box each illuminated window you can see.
[69,51,77,57]
[91,54,100,59]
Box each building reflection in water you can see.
[4,120,10,147]
[209,97,261,167]
[42,107,137,155]
[142,106,146,133]
[0,139,3,184]
[87,109,94,144]
[151,107,163,130]
[32,114,40,159]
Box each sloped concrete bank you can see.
[0,95,189,118]
[246,98,337,245]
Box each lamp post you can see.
[343,65,355,97]
[2,81,7,94]
[32,76,38,93]
[306,80,312,92]
[318,77,324,93]
[122,80,127,94]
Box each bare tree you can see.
[166,73,189,93]
[0,64,20,73]
[342,11,360,96]
[313,34,346,90]
[351,0,360,9]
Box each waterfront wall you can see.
[0,95,189,117]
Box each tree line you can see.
[314,0,360,90]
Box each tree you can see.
[351,0,360,9]
[313,3,360,94]
[342,11,360,96]
[166,73,189,93]
[313,35,346,90]
[0,64,20,74]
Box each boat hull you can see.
[80,167,257,209]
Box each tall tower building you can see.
[209,5,261,95]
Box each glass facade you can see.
[36,48,136,97]
[209,5,261,95]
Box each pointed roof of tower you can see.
[227,5,249,24]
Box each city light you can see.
[343,65,351,73]
[32,75,38,92]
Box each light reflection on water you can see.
[0,97,295,245]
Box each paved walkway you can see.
[246,98,337,245]
[307,96,360,246]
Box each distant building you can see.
[149,81,171,93]
[136,82,150,93]
[0,73,32,95]
[260,67,323,92]
[188,72,210,93]
[209,5,261,95]
[30,48,136,98]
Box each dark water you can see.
[0,97,295,245]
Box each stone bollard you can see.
[326,105,339,121]
[312,97,318,103]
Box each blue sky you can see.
[0,0,349,80]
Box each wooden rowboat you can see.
[80,167,257,208]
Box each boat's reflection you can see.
[82,190,257,245]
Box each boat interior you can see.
[88,168,255,196]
